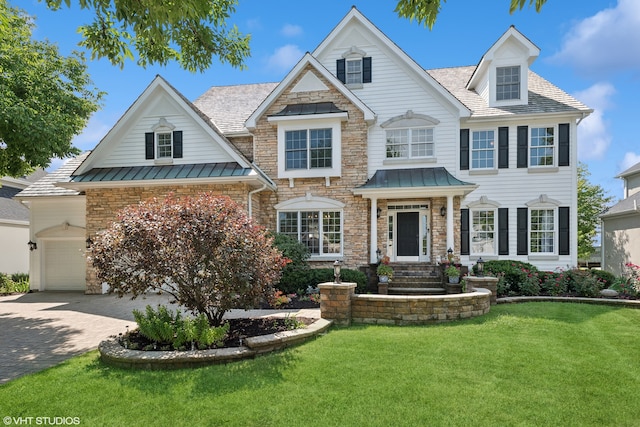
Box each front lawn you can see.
[2,302,639,426]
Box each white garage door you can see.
[44,240,86,291]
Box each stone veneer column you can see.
[465,276,498,305]
[318,282,357,326]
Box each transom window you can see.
[279,210,342,256]
[471,210,495,255]
[346,59,362,85]
[385,128,434,159]
[156,132,172,158]
[285,128,332,170]
[471,130,495,169]
[530,209,555,253]
[496,66,521,101]
[530,127,555,166]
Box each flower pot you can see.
[446,283,463,294]
[378,275,389,283]
[448,276,460,284]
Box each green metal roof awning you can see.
[70,162,254,183]
[354,167,477,198]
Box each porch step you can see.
[387,287,446,295]
[383,262,446,295]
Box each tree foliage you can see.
[0,1,103,177]
[90,193,289,326]
[41,0,250,72]
[394,0,548,29]
[577,162,614,261]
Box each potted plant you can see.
[376,255,393,283]
[445,265,461,284]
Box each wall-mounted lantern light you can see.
[377,207,382,218]
[447,247,454,263]
[28,240,37,251]
[85,236,93,249]
[440,206,446,217]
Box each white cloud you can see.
[266,44,303,73]
[550,0,640,77]
[281,24,303,37]
[621,152,640,172]
[574,82,615,161]
[71,114,112,152]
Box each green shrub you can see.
[540,271,569,296]
[484,260,539,295]
[306,268,368,294]
[272,233,311,294]
[0,273,29,294]
[590,269,616,289]
[568,269,604,297]
[132,305,228,350]
[10,273,29,283]
[610,277,639,297]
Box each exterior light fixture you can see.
[377,207,382,218]
[476,257,485,277]
[440,206,446,217]
[85,236,93,249]
[28,240,37,251]
[333,259,342,284]
[447,247,454,263]
[376,248,382,263]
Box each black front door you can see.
[397,212,419,257]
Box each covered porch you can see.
[353,167,477,265]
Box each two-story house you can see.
[600,162,640,275]
[17,7,591,293]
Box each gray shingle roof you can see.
[601,192,640,218]
[15,153,89,198]
[617,161,640,179]
[193,83,278,135]
[427,66,591,118]
[0,186,29,221]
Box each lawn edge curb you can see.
[497,296,640,308]
[99,318,332,369]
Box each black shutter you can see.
[498,208,509,255]
[145,132,154,159]
[336,59,345,83]
[559,206,570,255]
[172,130,183,159]
[517,207,528,255]
[460,129,469,170]
[362,57,372,83]
[461,209,470,255]
[517,126,528,168]
[558,123,570,166]
[498,126,509,169]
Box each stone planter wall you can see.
[466,276,498,305]
[319,281,491,326]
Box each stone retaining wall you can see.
[351,289,491,325]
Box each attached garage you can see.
[43,239,86,291]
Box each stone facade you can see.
[84,183,252,293]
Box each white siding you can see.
[0,222,29,274]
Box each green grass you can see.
[2,302,640,426]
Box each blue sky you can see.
[19,0,640,201]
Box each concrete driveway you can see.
[0,292,319,384]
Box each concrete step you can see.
[387,287,446,295]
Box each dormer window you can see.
[145,118,183,161]
[496,66,520,101]
[336,46,371,87]
[156,132,173,158]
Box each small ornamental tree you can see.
[90,193,289,326]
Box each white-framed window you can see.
[471,209,496,255]
[530,208,555,254]
[530,126,555,167]
[385,128,434,159]
[156,132,173,159]
[273,118,343,179]
[496,66,520,101]
[346,59,363,85]
[471,130,495,169]
[278,210,342,256]
[285,128,332,170]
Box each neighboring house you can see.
[0,171,47,274]
[600,162,640,275]
[17,7,591,293]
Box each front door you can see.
[389,206,430,262]
[397,212,419,258]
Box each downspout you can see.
[248,184,268,218]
